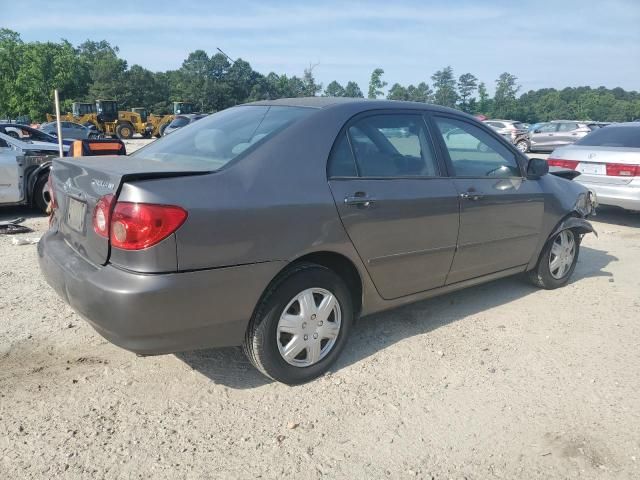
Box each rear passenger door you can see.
[328,112,460,300]
[430,115,545,284]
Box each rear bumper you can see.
[575,178,640,211]
[38,230,285,354]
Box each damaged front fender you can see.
[551,215,597,239]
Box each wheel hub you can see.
[549,230,576,279]
[276,288,341,367]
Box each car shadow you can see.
[177,245,616,390]
[591,206,640,228]
[0,206,45,222]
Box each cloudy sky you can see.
[5,0,640,94]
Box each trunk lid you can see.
[551,145,640,186]
[50,155,208,265]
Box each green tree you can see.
[407,82,433,103]
[431,66,458,108]
[387,83,408,100]
[493,72,520,118]
[477,82,491,115]
[367,68,387,99]
[324,80,346,97]
[344,81,364,98]
[457,73,478,112]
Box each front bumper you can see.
[38,230,285,354]
[576,178,640,211]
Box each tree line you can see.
[1,29,639,123]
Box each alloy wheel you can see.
[549,230,576,279]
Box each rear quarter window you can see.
[576,127,640,148]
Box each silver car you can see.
[483,119,530,153]
[548,123,640,211]
[40,121,99,140]
[530,121,595,152]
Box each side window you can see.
[558,122,578,132]
[327,133,357,177]
[347,114,439,177]
[434,116,521,178]
[538,123,558,133]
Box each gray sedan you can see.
[40,121,99,140]
[548,123,640,211]
[38,98,596,384]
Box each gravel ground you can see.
[1,166,639,478]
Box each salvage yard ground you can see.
[0,143,639,479]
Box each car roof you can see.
[243,97,468,117]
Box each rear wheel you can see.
[32,173,49,213]
[115,123,134,139]
[243,263,353,384]
[516,140,529,153]
[528,229,580,289]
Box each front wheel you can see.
[528,229,580,289]
[243,263,353,384]
[115,123,134,139]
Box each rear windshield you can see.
[512,122,525,130]
[576,126,640,148]
[134,106,313,169]
[169,116,189,128]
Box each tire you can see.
[115,123,134,139]
[32,173,49,213]
[528,228,580,289]
[516,140,529,153]
[243,263,354,385]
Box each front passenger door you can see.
[431,115,545,284]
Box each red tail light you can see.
[110,202,187,250]
[547,158,579,169]
[93,194,115,238]
[47,175,58,211]
[605,163,639,177]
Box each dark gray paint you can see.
[39,98,595,355]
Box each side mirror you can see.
[527,158,549,179]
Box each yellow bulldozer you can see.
[144,102,197,137]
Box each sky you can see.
[4,0,640,95]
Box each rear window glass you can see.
[169,116,189,128]
[512,122,525,130]
[133,106,313,169]
[576,126,640,148]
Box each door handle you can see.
[344,194,376,207]
[460,192,484,201]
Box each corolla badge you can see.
[91,179,115,191]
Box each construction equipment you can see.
[147,102,197,138]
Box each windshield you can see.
[133,105,314,169]
[576,126,640,148]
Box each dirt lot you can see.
[1,169,639,478]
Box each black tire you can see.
[115,123,134,139]
[516,140,529,153]
[32,173,49,213]
[528,228,580,289]
[243,263,354,385]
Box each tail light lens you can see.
[93,194,114,238]
[110,202,187,250]
[605,163,639,177]
[547,158,579,169]
[93,197,187,250]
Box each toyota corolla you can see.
[38,98,596,384]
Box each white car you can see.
[0,132,62,212]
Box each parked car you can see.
[40,121,99,140]
[0,123,73,150]
[163,113,208,136]
[529,120,594,152]
[483,119,530,153]
[39,98,596,384]
[547,122,640,211]
[0,132,59,212]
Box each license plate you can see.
[66,197,86,232]
[577,162,606,175]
